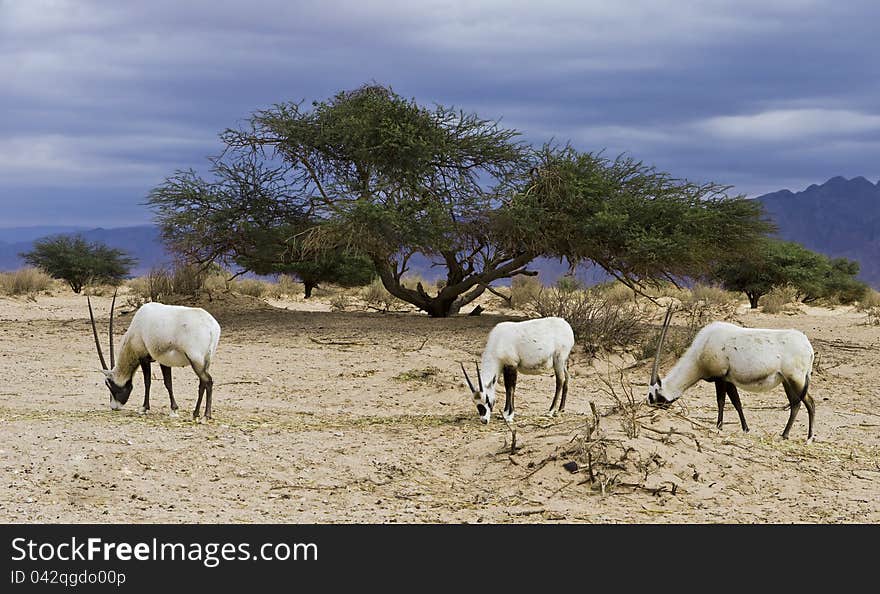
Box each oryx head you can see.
[87,290,131,409]
[647,306,674,406]
[461,362,497,424]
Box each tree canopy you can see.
[149,83,775,317]
[21,235,136,293]
[712,238,867,307]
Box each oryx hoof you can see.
[138,407,149,415]
[169,410,179,418]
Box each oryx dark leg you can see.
[502,365,517,422]
[798,374,814,441]
[549,355,566,416]
[139,358,152,414]
[781,379,803,440]
[187,356,213,420]
[558,365,570,413]
[802,392,815,441]
[203,372,214,420]
[725,383,749,432]
[160,364,179,416]
[714,380,726,430]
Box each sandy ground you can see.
[1,289,878,523]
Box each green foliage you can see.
[21,235,136,293]
[497,146,772,288]
[149,83,775,317]
[712,238,867,308]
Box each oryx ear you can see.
[656,378,662,387]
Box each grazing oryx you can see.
[88,292,222,419]
[646,308,816,441]
[462,316,574,424]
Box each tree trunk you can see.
[370,253,533,318]
[747,292,760,309]
[304,282,316,299]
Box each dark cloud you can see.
[2,0,879,226]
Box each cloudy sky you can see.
[2,0,879,227]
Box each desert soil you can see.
[1,290,878,523]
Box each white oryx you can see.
[462,316,574,424]
[647,308,815,441]
[88,292,222,419]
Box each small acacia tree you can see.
[712,238,866,307]
[150,83,772,317]
[21,235,136,293]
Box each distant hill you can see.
[0,225,172,275]
[757,176,880,287]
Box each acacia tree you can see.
[148,154,374,298]
[21,235,136,293]
[150,83,772,317]
[712,238,866,307]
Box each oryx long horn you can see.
[87,296,108,370]
[461,362,476,392]
[109,289,117,369]
[650,306,674,385]
[476,362,483,392]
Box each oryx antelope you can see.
[462,316,574,424]
[88,292,222,419]
[646,308,815,440]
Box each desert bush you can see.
[329,294,350,312]
[688,283,739,306]
[865,306,880,326]
[856,289,880,311]
[0,267,54,296]
[509,276,543,308]
[231,278,267,298]
[527,286,649,357]
[361,277,401,311]
[760,284,799,314]
[265,275,303,299]
[595,281,636,305]
[638,301,712,362]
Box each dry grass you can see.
[856,289,880,311]
[510,276,543,308]
[527,284,650,358]
[265,275,304,299]
[0,268,54,296]
[361,277,401,311]
[761,285,800,314]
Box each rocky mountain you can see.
[757,176,880,286]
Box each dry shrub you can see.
[0,268,54,296]
[203,273,229,292]
[856,289,880,311]
[329,294,350,312]
[510,276,543,308]
[231,279,267,298]
[361,277,401,311]
[638,301,712,362]
[597,368,646,438]
[596,281,636,305]
[400,274,445,295]
[561,403,666,496]
[760,284,799,314]
[265,275,303,299]
[527,285,650,357]
[688,284,739,307]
